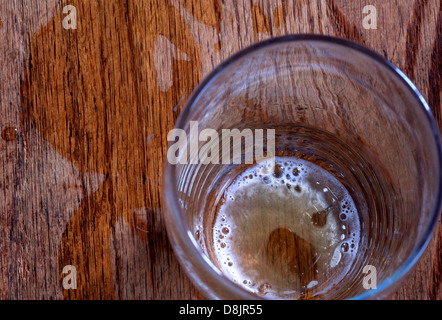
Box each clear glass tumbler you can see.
[163,35,442,300]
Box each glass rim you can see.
[164,34,442,300]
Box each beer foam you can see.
[211,157,360,298]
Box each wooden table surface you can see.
[0,0,440,300]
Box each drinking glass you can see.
[163,35,442,300]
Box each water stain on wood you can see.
[20,0,203,300]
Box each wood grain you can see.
[0,0,440,299]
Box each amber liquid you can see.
[186,126,392,300]
[209,157,360,298]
